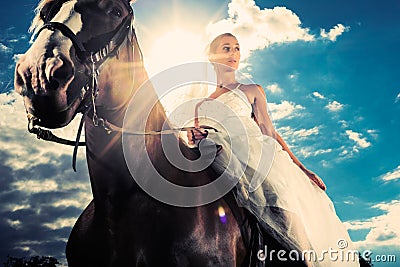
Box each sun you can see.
[144,29,213,125]
[144,28,207,75]
[133,1,214,75]
[140,27,213,124]
[131,1,221,123]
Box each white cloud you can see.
[346,200,400,248]
[367,129,379,139]
[0,42,12,53]
[380,165,400,182]
[395,93,400,103]
[0,91,92,261]
[6,219,23,230]
[280,125,320,138]
[345,130,371,148]
[0,91,86,170]
[344,220,374,231]
[4,204,31,212]
[298,147,313,158]
[13,180,59,194]
[51,196,91,209]
[312,91,325,99]
[311,93,345,112]
[277,126,329,158]
[320,24,350,41]
[339,149,349,156]
[14,246,32,253]
[268,100,304,120]
[339,120,349,128]
[314,148,333,156]
[206,0,315,59]
[266,83,283,94]
[326,100,344,111]
[43,218,77,230]
[298,147,332,158]
[294,126,320,137]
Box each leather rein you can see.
[27,0,217,171]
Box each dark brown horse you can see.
[14,0,251,266]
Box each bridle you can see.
[33,0,135,125]
[37,0,134,63]
[27,0,218,171]
[28,0,136,170]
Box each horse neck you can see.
[85,86,216,201]
[83,40,215,208]
[83,59,188,203]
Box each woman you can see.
[188,33,359,266]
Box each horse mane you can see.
[29,0,69,34]
[30,0,132,34]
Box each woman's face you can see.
[209,36,240,70]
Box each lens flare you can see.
[218,206,227,224]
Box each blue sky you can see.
[0,0,399,266]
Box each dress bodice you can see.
[200,88,252,117]
[215,88,253,117]
[195,87,263,139]
[196,88,253,121]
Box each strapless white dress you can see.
[194,87,359,266]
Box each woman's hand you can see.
[187,128,209,145]
[302,168,326,191]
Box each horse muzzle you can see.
[14,45,89,128]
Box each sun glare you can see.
[142,28,211,122]
[133,2,222,124]
[145,29,207,75]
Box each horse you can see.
[13,0,312,266]
[13,0,253,266]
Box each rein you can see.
[28,0,218,171]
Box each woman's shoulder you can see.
[239,84,266,103]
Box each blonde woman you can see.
[188,33,359,266]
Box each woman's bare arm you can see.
[250,85,326,190]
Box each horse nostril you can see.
[48,79,60,90]
[46,56,74,90]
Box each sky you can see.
[0,0,399,266]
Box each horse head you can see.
[14,0,138,129]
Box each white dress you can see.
[194,86,359,266]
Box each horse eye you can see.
[109,7,122,18]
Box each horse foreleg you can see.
[66,200,112,267]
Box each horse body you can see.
[14,0,248,266]
[65,114,246,266]
[66,103,246,266]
